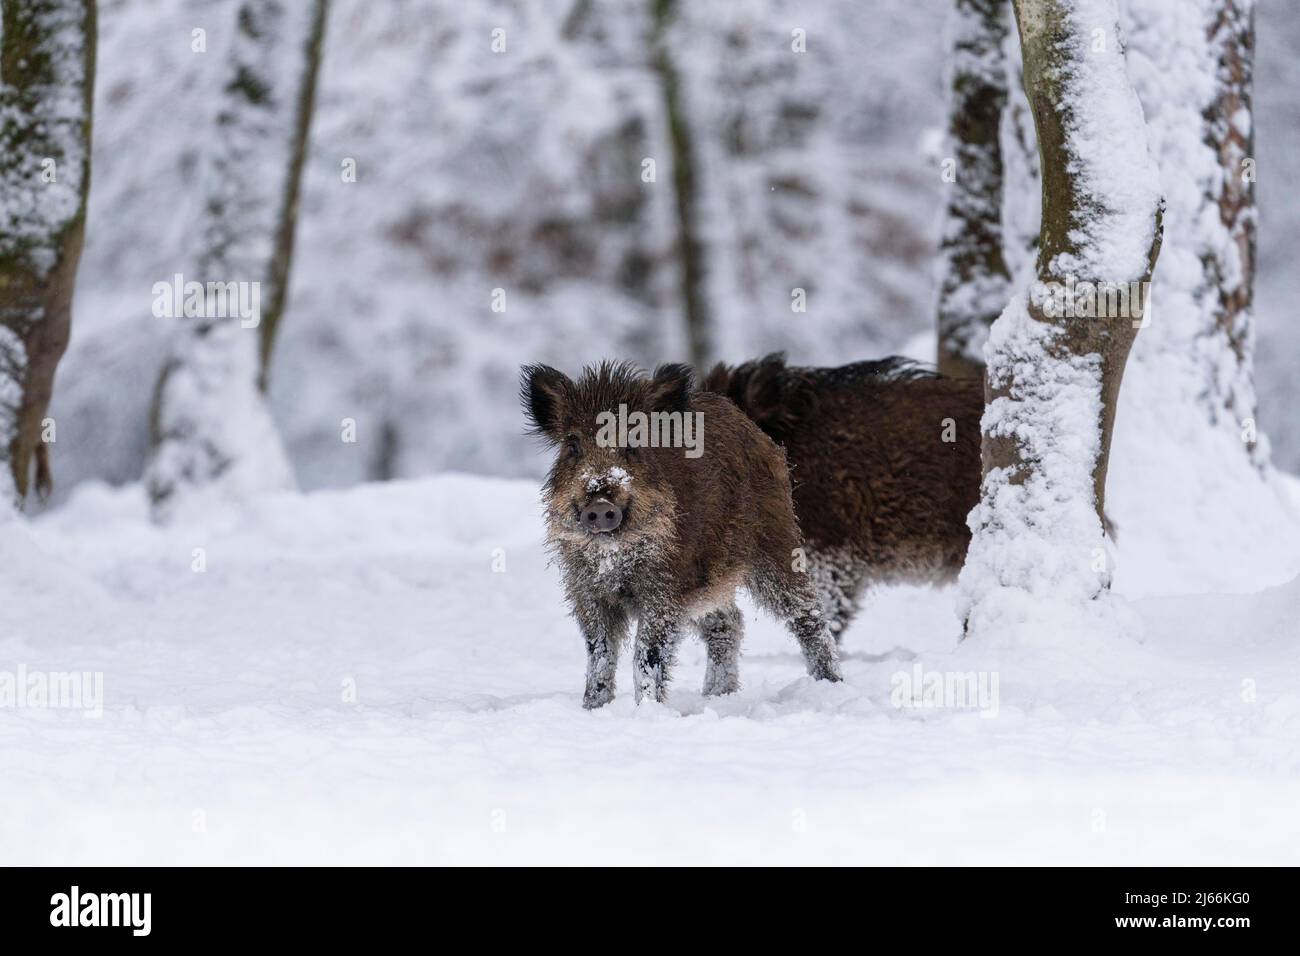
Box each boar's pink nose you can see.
[581,498,623,533]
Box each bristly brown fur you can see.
[703,353,984,641]
[521,360,841,708]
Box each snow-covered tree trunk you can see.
[0,0,95,507]
[958,0,1163,637]
[935,0,1013,380]
[146,0,328,522]
[1201,1,1256,440]
[1007,2,1261,461]
[1118,0,1259,457]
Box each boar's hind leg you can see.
[698,604,744,696]
[808,549,868,645]
[578,601,628,710]
[749,567,842,683]
[632,610,685,705]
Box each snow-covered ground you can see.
[3,470,1298,865]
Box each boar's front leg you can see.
[632,607,685,705]
[697,603,744,696]
[576,599,628,709]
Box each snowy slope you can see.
[3,473,1298,865]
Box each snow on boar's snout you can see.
[521,360,841,709]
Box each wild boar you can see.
[521,361,841,708]
[702,353,983,642]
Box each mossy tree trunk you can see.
[0,0,96,507]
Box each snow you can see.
[2,470,1298,864]
[583,465,630,491]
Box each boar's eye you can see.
[565,436,582,458]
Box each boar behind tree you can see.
[522,361,841,708]
[703,354,984,641]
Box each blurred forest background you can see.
[44,0,1300,503]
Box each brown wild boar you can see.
[702,354,983,642]
[521,361,841,708]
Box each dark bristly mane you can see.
[805,356,938,386]
[701,353,939,442]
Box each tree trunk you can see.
[958,0,1163,633]
[0,0,96,507]
[935,0,1012,380]
[651,0,711,371]
[146,0,328,521]
[1011,1,1262,462]
[1201,0,1257,448]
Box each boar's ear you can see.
[648,363,694,414]
[520,364,572,438]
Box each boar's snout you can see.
[579,498,623,534]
